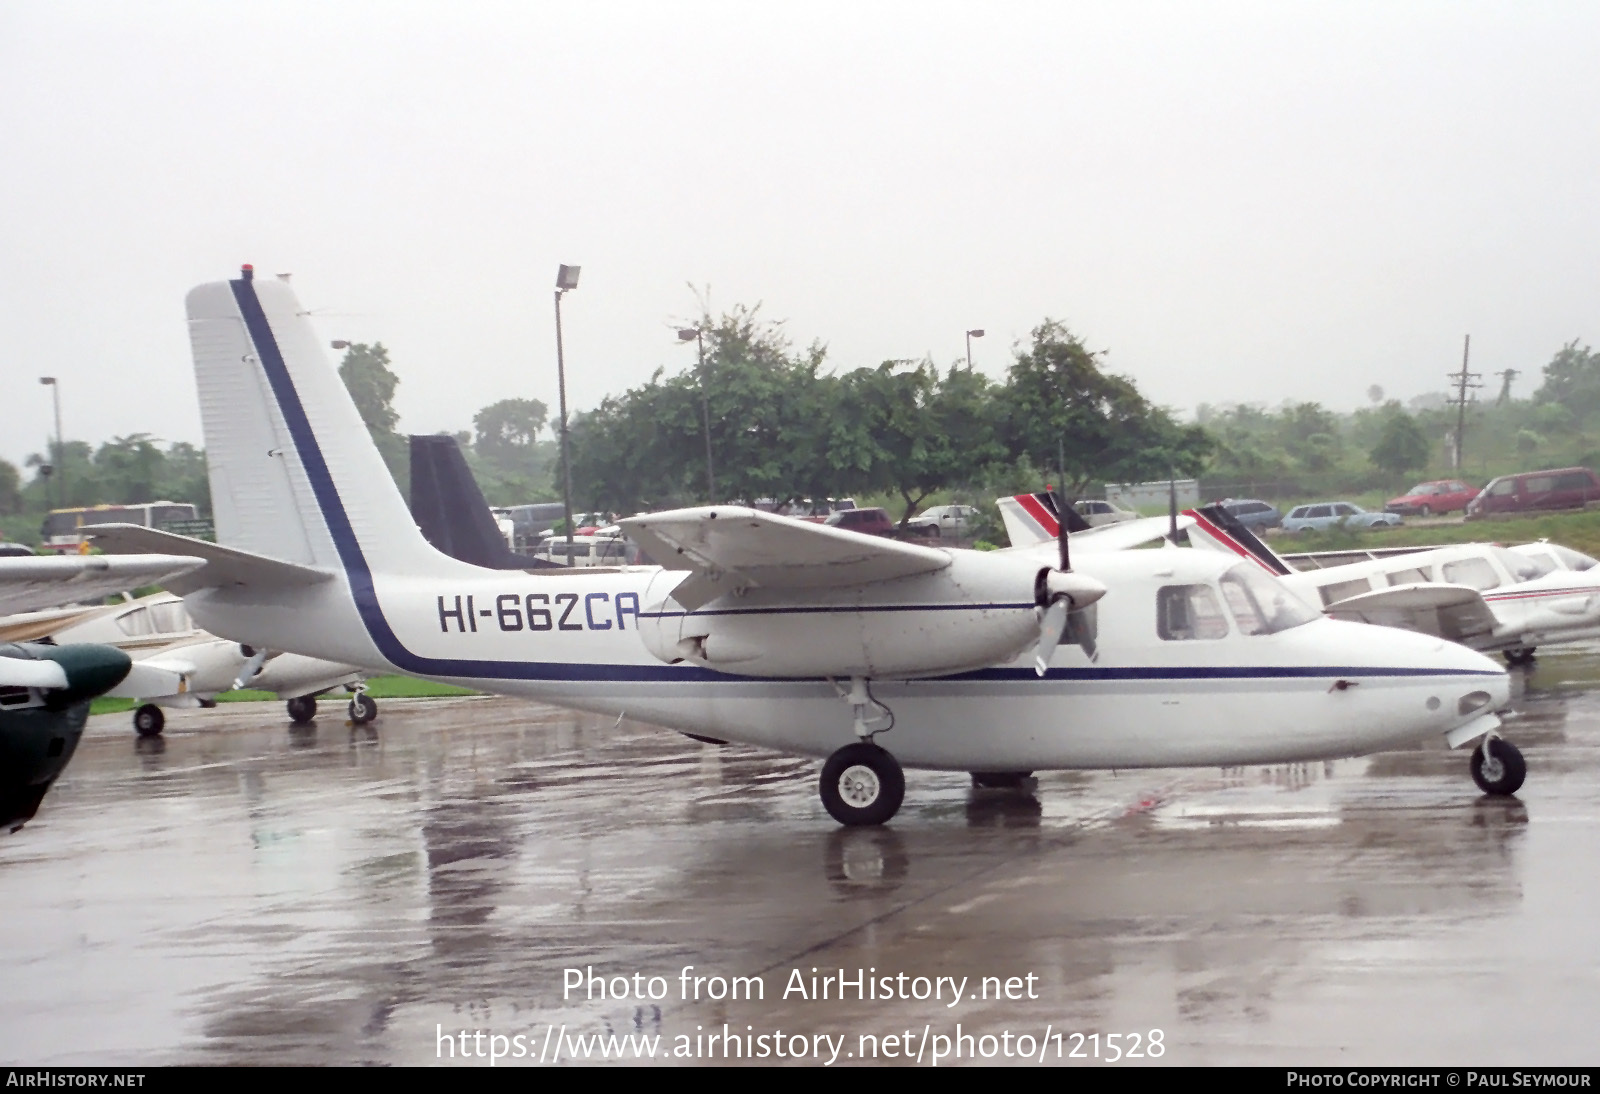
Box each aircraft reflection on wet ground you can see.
[2,645,1598,1066]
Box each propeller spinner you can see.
[1033,491,1106,675]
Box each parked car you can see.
[1282,502,1403,534]
[823,507,895,536]
[1466,467,1600,519]
[1216,498,1282,530]
[905,504,980,537]
[1072,499,1138,527]
[1385,479,1478,517]
[0,542,35,557]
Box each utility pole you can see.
[1495,368,1519,407]
[1447,335,1482,472]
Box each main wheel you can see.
[286,696,317,724]
[970,771,1034,789]
[348,694,377,724]
[133,704,165,738]
[819,743,905,826]
[1471,738,1526,796]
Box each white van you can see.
[531,534,636,567]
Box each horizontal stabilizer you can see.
[89,524,333,593]
[621,506,950,611]
[0,554,204,614]
[1073,515,1194,552]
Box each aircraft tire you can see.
[133,704,165,738]
[1471,738,1526,796]
[286,696,317,725]
[1505,647,1537,667]
[969,771,1034,789]
[819,743,905,827]
[348,694,377,725]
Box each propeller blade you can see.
[1034,597,1070,676]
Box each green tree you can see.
[1000,321,1211,493]
[474,398,549,463]
[337,342,407,488]
[94,434,166,504]
[1369,403,1431,480]
[0,459,20,515]
[1535,339,1600,425]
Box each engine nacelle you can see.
[639,550,1053,678]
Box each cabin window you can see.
[1156,584,1230,640]
[115,607,154,637]
[148,601,192,634]
[1490,546,1543,583]
[1386,567,1432,586]
[1442,558,1500,590]
[1318,577,1372,607]
[1551,545,1599,572]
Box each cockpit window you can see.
[1221,563,1321,634]
[1489,546,1544,583]
[1156,584,1230,640]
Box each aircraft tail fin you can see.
[186,269,454,578]
[408,434,559,570]
[1184,504,1293,576]
[996,491,1090,547]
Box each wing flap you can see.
[89,524,333,593]
[620,507,949,610]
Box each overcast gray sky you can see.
[3,2,1597,467]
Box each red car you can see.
[823,507,895,536]
[1385,479,1478,517]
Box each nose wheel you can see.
[1471,737,1526,796]
[820,743,905,826]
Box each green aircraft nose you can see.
[29,643,133,708]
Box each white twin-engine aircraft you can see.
[98,269,1520,826]
[1183,505,1600,668]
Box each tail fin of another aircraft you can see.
[408,434,559,570]
[996,491,1090,547]
[1184,504,1293,576]
[187,269,454,577]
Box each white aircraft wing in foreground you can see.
[153,267,1520,826]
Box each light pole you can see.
[677,327,716,503]
[965,329,984,370]
[39,377,62,507]
[554,264,581,565]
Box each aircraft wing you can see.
[0,554,203,615]
[89,524,333,593]
[620,506,951,611]
[1324,582,1499,642]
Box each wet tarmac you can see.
[3,650,1600,1067]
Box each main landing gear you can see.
[1471,736,1527,796]
[819,676,905,826]
[286,690,377,726]
[1504,646,1537,667]
[133,704,165,738]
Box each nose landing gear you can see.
[1471,736,1526,796]
[820,676,904,826]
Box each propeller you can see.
[0,642,132,707]
[232,645,270,691]
[1033,490,1107,675]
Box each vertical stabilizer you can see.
[1184,504,1293,575]
[996,491,1090,547]
[409,434,558,569]
[187,269,447,577]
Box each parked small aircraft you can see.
[3,590,373,735]
[1186,504,1600,667]
[0,553,206,831]
[96,270,1520,824]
